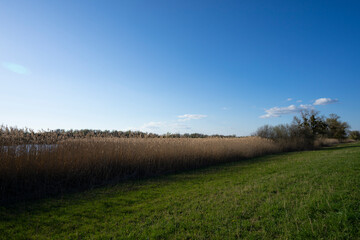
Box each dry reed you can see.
[0,137,282,203]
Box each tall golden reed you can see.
[1,137,282,202]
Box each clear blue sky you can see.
[1,0,359,136]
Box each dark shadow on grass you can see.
[316,142,360,151]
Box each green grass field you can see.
[1,142,359,239]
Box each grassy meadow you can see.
[0,142,359,239]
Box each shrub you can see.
[349,131,360,140]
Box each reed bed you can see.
[0,137,282,203]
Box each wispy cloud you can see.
[313,98,338,105]
[178,114,207,122]
[260,97,339,118]
[170,123,191,130]
[222,107,231,111]
[260,104,313,118]
[141,121,167,130]
[137,113,207,133]
[2,62,30,75]
[286,98,292,101]
[140,121,191,132]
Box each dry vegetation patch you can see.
[1,137,281,203]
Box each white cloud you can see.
[313,98,338,105]
[178,114,207,122]
[140,121,191,133]
[260,97,339,118]
[169,123,191,130]
[2,62,30,75]
[137,113,207,133]
[286,98,292,101]
[260,104,313,118]
[299,104,314,109]
[141,121,167,129]
[222,107,230,111]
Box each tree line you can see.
[0,125,236,146]
[1,110,358,146]
[254,110,359,149]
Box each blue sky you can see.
[1,0,359,136]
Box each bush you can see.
[254,110,351,150]
[349,131,360,140]
[326,114,350,140]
